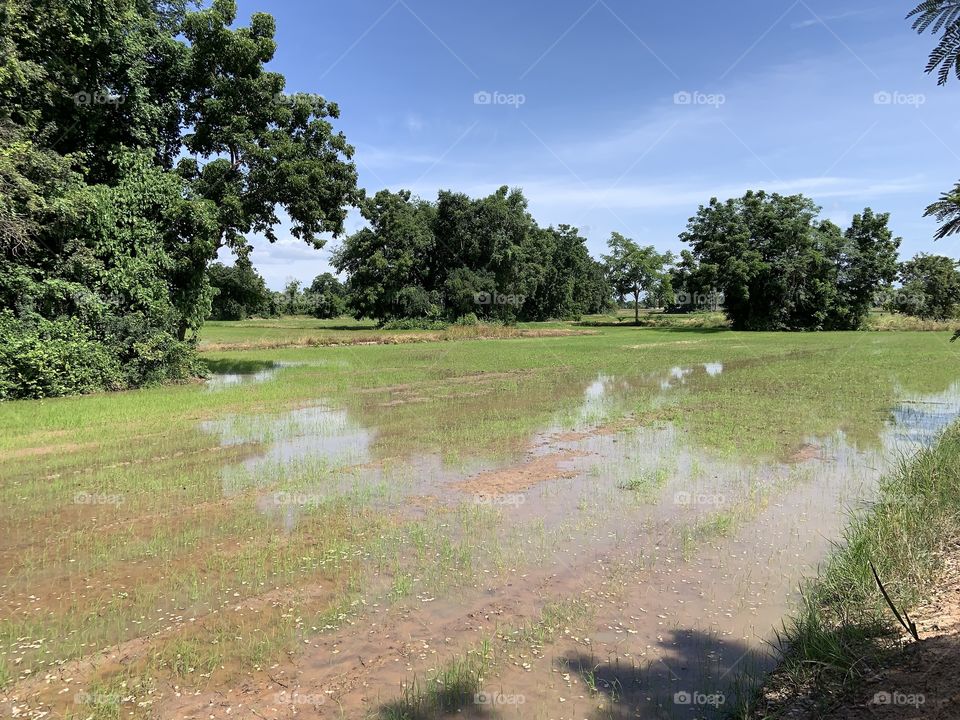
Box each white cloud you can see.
[791,9,872,30]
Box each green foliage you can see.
[601,232,673,322]
[908,0,960,84]
[893,253,960,320]
[923,181,960,239]
[680,191,900,330]
[908,4,960,239]
[208,258,274,320]
[0,312,120,399]
[0,0,359,398]
[308,273,348,319]
[334,187,609,323]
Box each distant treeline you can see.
[219,188,960,333]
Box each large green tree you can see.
[207,257,273,320]
[334,187,609,323]
[333,190,437,322]
[680,191,900,330]
[894,254,960,320]
[0,0,359,398]
[308,273,348,319]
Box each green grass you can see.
[743,422,960,718]
[380,642,492,719]
[0,321,957,713]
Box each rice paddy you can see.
[1,322,958,718]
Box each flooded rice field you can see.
[2,331,959,719]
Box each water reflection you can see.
[195,358,960,718]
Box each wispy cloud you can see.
[791,9,872,30]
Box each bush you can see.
[453,312,480,326]
[0,312,122,399]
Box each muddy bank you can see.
[750,422,960,720]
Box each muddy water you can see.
[192,365,960,718]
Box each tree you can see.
[908,1,960,84]
[908,3,960,240]
[680,191,900,330]
[834,209,902,328]
[333,190,437,322]
[308,273,347,319]
[173,0,360,337]
[334,186,610,324]
[0,0,360,397]
[602,233,673,323]
[524,225,611,319]
[894,254,960,320]
[208,258,273,320]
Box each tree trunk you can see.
[634,290,640,324]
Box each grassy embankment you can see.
[745,422,960,717]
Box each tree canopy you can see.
[678,191,900,330]
[0,0,359,398]
[333,187,610,323]
[893,254,960,320]
[601,233,673,323]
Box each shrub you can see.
[0,312,122,399]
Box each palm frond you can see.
[908,1,960,83]
[923,182,960,239]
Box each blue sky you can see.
[230,0,960,289]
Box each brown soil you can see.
[788,443,822,464]
[757,551,960,720]
[0,442,100,461]
[828,553,960,720]
[454,450,582,496]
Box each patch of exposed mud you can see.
[454,451,582,497]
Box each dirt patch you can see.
[826,553,960,720]
[357,369,537,396]
[756,550,960,720]
[0,441,99,462]
[788,443,822,463]
[454,451,582,496]
[624,339,707,349]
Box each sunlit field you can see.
[2,323,958,719]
